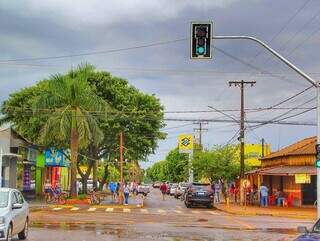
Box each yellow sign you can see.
[178,134,193,153]
[295,174,311,184]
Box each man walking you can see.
[160,182,167,201]
[214,181,221,204]
[108,181,117,203]
[259,183,269,207]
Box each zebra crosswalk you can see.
[48,206,222,216]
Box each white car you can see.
[136,184,150,196]
[0,188,29,241]
[169,184,178,195]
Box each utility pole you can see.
[261,138,265,158]
[194,122,208,150]
[229,80,256,178]
[119,131,124,184]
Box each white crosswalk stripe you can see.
[106,208,114,212]
[70,207,79,211]
[140,209,149,213]
[123,208,131,213]
[174,210,182,214]
[157,209,166,214]
[88,207,96,212]
[191,210,200,214]
[52,207,62,211]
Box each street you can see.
[24,188,314,241]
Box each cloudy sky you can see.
[0,0,318,168]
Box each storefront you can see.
[246,136,316,206]
[35,148,69,196]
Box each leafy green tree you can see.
[192,145,239,183]
[34,64,108,197]
[1,64,165,194]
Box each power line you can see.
[0,38,187,63]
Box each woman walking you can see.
[124,183,130,205]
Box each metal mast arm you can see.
[213,35,317,87]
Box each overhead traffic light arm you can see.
[212,35,316,87]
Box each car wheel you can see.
[18,218,28,240]
[6,224,12,241]
[207,203,213,209]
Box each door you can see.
[302,175,316,205]
[14,192,26,233]
[10,192,20,235]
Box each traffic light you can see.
[315,144,320,167]
[190,22,213,59]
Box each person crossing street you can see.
[160,182,167,201]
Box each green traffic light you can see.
[197,46,205,55]
[316,160,320,168]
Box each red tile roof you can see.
[246,165,316,176]
[261,136,316,160]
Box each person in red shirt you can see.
[159,182,168,201]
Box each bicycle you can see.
[89,191,101,205]
[45,188,67,205]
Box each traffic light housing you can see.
[190,22,213,59]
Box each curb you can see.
[215,207,316,220]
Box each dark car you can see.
[295,219,320,241]
[184,183,214,208]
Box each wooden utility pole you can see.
[229,80,256,178]
[194,122,208,150]
[120,131,124,184]
[261,138,265,158]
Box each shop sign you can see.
[178,134,193,153]
[45,148,69,167]
[295,173,311,184]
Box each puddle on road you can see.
[31,222,130,238]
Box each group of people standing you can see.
[108,180,138,205]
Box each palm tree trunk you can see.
[70,127,79,198]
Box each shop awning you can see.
[245,166,316,176]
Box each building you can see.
[246,136,316,206]
[0,128,33,188]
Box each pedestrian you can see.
[229,183,235,203]
[108,181,117,203]
[214,180,221,204]
[259,183,269,207]
[124,183,130,205]
[275,188,286,206]
[115,182,120,203]
[160,182,167,201]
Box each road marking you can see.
[70,207,79,211]
[224,215,254,229]
[174,210,182,214]
[176,206,182,209]
[123,208,131,213]
[191,210,200,214]
[206,211,220,215]
[157,209,166,214]
[52,207,62,211]
[88,207,96,212]
[106,208,114,212]
[140,209,149,213]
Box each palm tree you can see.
[34,64,108,197]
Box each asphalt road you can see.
[22,187,315,241]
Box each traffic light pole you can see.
[212,35,319,217]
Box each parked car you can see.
[295,219,320,240]
[136,184,150,196]
[0,188,29,241]
[169,184,178,196]
[152,182,160,188]
[184,183,214,208]
[174,183,189,199]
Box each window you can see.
[11,192,18,205]
[14,192,24,204]
[0,191,9,208]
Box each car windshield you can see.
[192,184,211,191]
[0,190,9,208]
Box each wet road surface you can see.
[24,187,315,241]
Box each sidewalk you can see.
[215,203,317,220]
